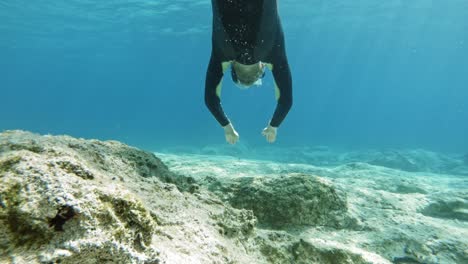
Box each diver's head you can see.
[231,61,266,89]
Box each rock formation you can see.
[1,130,467,264]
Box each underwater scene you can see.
[0,1,467,263]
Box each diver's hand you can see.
[262,125,277,143]
[223,123,239,145]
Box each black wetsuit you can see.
[205,0,292,128]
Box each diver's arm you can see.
[204,51,230,127]
[261,50,291,143]
[205,53,239,144]
[269,45,293,128]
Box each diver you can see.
[205,0,293,144]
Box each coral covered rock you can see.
[0,131,258,263]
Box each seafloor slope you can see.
[0,131,467,264]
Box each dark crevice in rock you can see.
[49,205,76,231]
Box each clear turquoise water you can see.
[1,0,467,152]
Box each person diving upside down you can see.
[205,0,293,144]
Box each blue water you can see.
[1,0,467,152]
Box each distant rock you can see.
[420,197,468,221]
[204,173,359,229]
[357,149,463,175]
[368,151,421,172]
